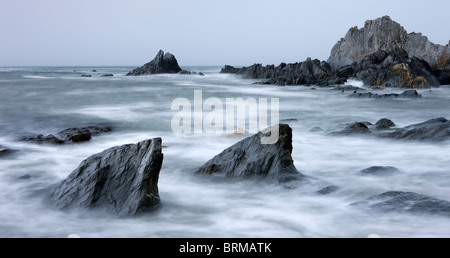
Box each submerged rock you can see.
[0,145,17,157]
[317,185,340,195]
[126,50,182,76]
[331,117,450,142]
[351,191,450,217]
[101,74,113,77]
[360,166,400,176]
[49,138,163,216]
[196,124,303,183]
[80,74,92,78]
[20,126,112,145]
[350,90,422,98]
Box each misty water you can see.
[0,67,449,237]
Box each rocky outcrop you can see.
[127,50,182,76]
[20,126,112,144]
[350,89,422,98]
[0,145,17,158]
[221,58,347,86]
[49,138,163,216]
[101,74,113,77]
[196,124,304,183]
[331,117,450,142]
[338,48,440,88]
[328,16,450,71]
[351,191,450,217]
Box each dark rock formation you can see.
[92,70,97,73]
[196,124,303,183]
[221,58,347,86]
[127,50,182,76]
[328,16,450,71]
[81,75,92,78]
[101,74,113,77]
[339,48,440,88]
[331,117,450,142]
[20,126,112,145]
[375,118,396,129]
[433,69,450,85]
[360,166,400,176]
[199,72,205,76]
[350,89,422,98]
[49,138,163,216]
[351,191,450,217]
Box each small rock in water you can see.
[309,127,324,132]
[101,74,113,77]
[360,166,400,176]
[80,74,92,78]
[317,185,340,195]
[375,118,396,129]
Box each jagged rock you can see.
[196,124,303,183]
[49,138,163,216]
[351,191,450,217]
[328,16,450,71]
[127,50,182,76]
[101,74,113,77]
[20,126,112,145]
[221,59,347,86]
[375,118,396,129]
[341,48,440,88]
[350,90,422,98]
[360,166,400,176]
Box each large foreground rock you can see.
[127,50,182,76]
[196,124,303,183]
[331,117,450,142]
[328,16,450,71]
[351,191,450,217]
[221,58,346,86]
[49,138,163,216]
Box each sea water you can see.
[0,67,449,237]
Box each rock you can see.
[196,124,303,183]
[81,75,92,78]
[432,69,450,85]
[178,70,192,75]
[317,185,340,195]
[379,117,450,142]
[343,48,440,88]
[18,174,32,180]
[92,70,97,72]
[360,166,400,176]
[20,126,112,145]
[332,117,450,142]
[328,16,450,71]
[351,191,450,217]
[199,72,205,76]
[334,85,365,91]
[220,59,347,86]
[375,118,396,129]
[126,50,182,76]
[281,118,299,123]
[101,74,113,77]
[0,145,17,157]
[49,138,163,216]
[350,90,422,98]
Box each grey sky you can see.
[0,0,449,66]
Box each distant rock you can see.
[21,126,112,145]
[49,138,163,216]
[101,74,113,77]
[127,50,182,76]
[221,58,347,86]
[196,124,304,183]
[351,191,450,217]
[92,70,97,73]
[81,74,92,78]
[334,85,365,91]
[328,16,450,71]
[199,72,205,76]
[360,166,400,176]
[331,117,450,142]
[309,127,324,132]
[350,90,422,98]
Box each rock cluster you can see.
[20,126,112,144]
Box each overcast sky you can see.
[0,0,449,66]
